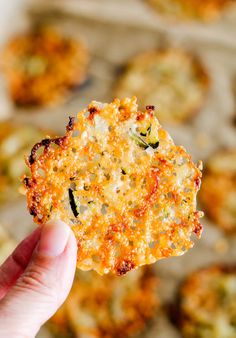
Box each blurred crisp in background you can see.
[0,1,236,337]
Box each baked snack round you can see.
[1,27,88,107]
[115,49,209,125]
[146,0,233,21]
[199,150,236,233]
[0,121,47,203]
[48,267,159,338]
[24,97,203,275]
[179,265,236,338]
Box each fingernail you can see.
[38,221,71,257]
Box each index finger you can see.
[0,227,41,300]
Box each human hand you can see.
[0,221,77,338]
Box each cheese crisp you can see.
[199,150,236,233]
[24,97,203,275]
[115,49,209,125]
[2,27,88,107]
[48,268,159,338]
[179,265,236,338]
[146,0,233,21]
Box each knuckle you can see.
[15,263,58,302]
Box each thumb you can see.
[0,220,77,338]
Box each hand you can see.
[0,221,77,338]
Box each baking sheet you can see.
[0,2,235,338]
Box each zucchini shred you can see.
[24,97,203,275]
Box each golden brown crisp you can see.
[115,49,209,125]
[179,265,236,338]
[199,150,236,233]
[24,97,203,275]
[146,0,233,21]
[48,267,159,338]
[0,121,47,203]
[1,27,88,107]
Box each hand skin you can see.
[0,221,77,338]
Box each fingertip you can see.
[38,220,72,258]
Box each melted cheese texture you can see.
[48,268,159,338]
[180,265,236,338]
[24,97,203,275]
[115,50,209,125]
[2,27,88,107]
[200,150,236,233]
[146,0,232,21]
